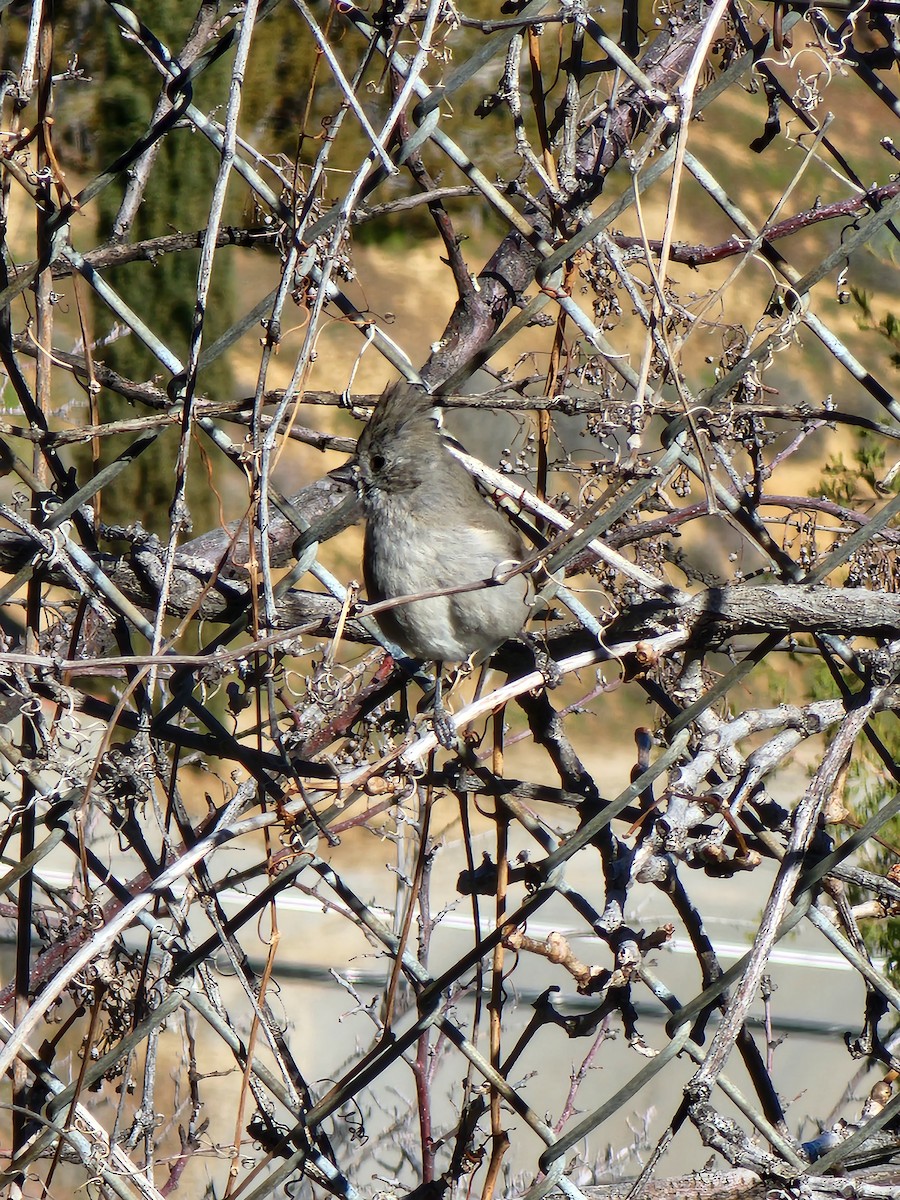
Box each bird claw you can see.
[425,664,461,749]
[432,703,459,750]
[538,651,563,689]
[526,634,562,689]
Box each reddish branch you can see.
[14,171,893,289]
[625,177,900,267]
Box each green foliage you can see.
[811,431,889,505]
[810,668,900,981]
[808,451,900,981]
[840,713,900,978]
[87,1,235,538]
[238,7,330,164]
[852,286,900,369]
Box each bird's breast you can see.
[362,506,530,663]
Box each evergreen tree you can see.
[90,1,234,538]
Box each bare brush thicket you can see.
[4,0,900,1197]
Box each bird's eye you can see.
[370,453,386,472]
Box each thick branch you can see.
[421,0,715,383]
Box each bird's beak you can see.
[328,458,358,489]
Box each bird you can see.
[349,381,533,744]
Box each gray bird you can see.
[351,382,533,742]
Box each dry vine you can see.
[2,1,900,1198]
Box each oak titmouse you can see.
[349,382,532,738]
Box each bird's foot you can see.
[433,666,461,749]
[432,703,459,750]
[526,633,562,689]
